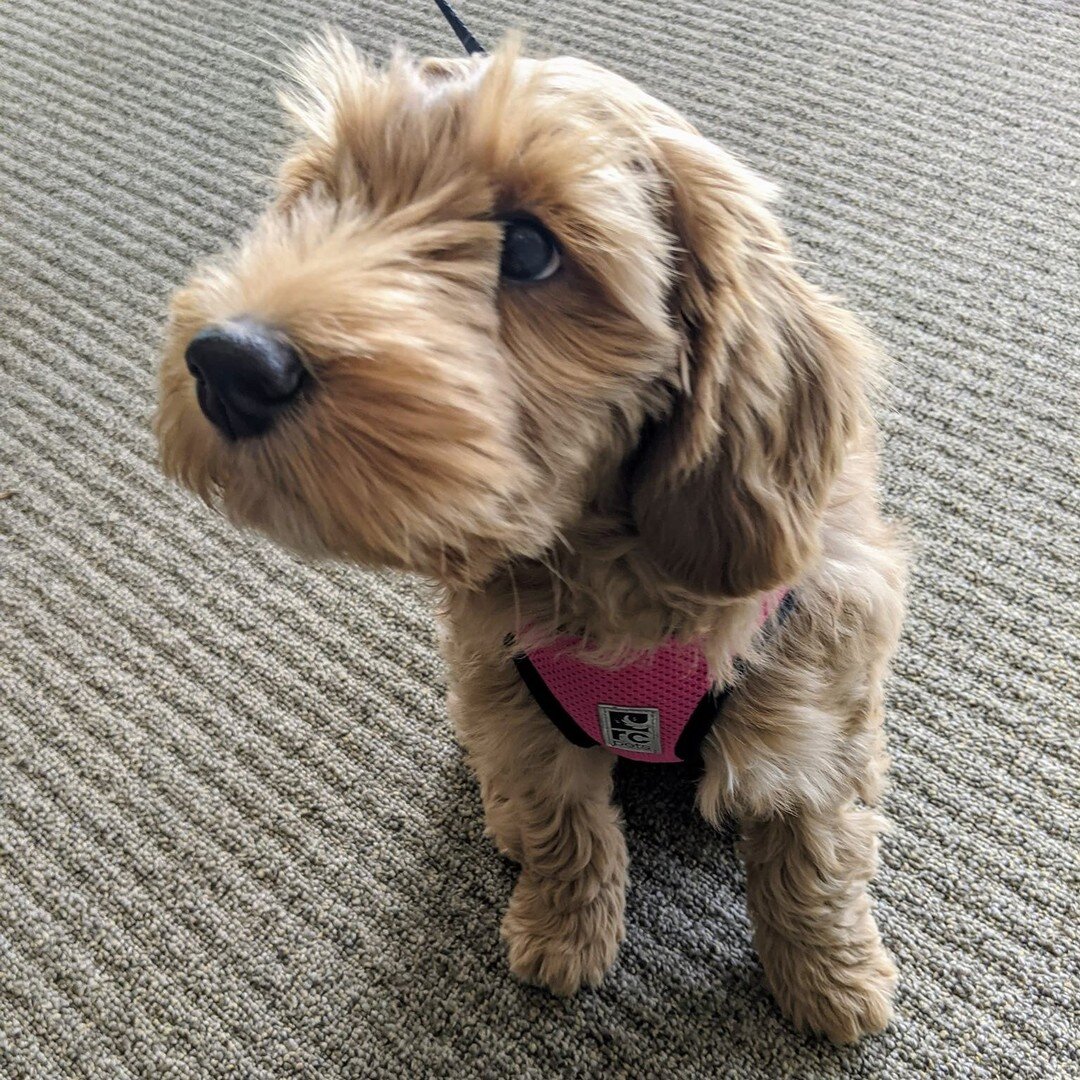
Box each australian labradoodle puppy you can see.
[155,29,907,1044]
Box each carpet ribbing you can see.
[1,1,1077,1077]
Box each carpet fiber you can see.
[1,1,1077,1076]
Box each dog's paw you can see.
[501,874,625,997]
[763,939,897,1044]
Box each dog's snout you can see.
[184,321,305,440]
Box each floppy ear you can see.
[631,126,868,597]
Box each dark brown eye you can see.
[500,216,560,282]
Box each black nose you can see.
[185,321,306,440]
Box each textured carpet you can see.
[1,0,1077,1076]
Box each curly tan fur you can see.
[155,33,907,1044]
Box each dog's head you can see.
[155,32,866,593]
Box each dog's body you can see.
[156,35,906,1044]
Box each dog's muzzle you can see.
[184,320,306,440]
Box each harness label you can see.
[598,705,662,755]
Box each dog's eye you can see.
[500,216,560,282]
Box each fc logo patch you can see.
[598,705,662,755]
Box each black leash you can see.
[434,0,487,55]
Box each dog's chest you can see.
[512,589,793,763]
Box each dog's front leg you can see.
[737,803,896,1044]
[696,620,897,1043]
[447,654,627,997]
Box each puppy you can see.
[155,31,906,1044]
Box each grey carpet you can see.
[1,0,1077,1076]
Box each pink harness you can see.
[513,590,792,763]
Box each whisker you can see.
[182,29,289,78]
